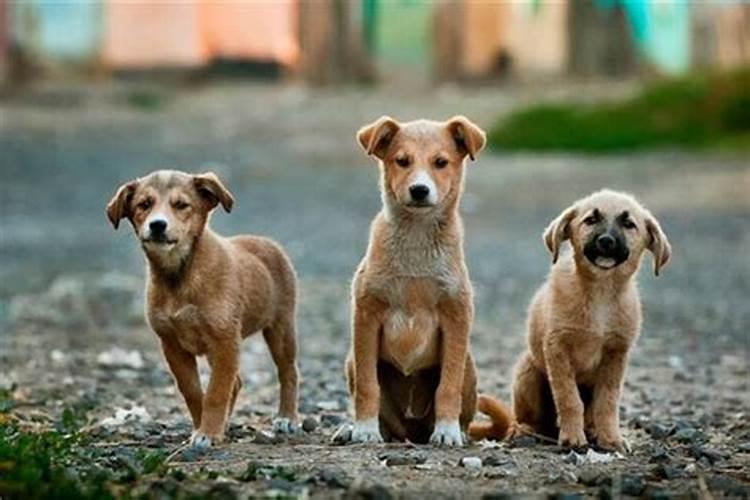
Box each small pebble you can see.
[460,456,483,469]
[482,455,510,467]
[302,416,318,433]
[252,430,278,445]
[509,435,537,448]
[379,452,426,466]
[331,424,352,445]
[621,474,645,496]
[673,427,699,443]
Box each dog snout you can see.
[596,233,616,252]
[409,184,430,202]
[149,219,168,235]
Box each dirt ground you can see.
[1,80,749,499]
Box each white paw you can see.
[351,418,383,443]
[272,416,298,434]
[430,420,464,447]
[190,432,213,449]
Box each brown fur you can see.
[106,170,299,447]
[346,116,485,446]
[471,190,670,451]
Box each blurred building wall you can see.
[202,1,298,66]
[298,0,373,84]
[435,1,567,81]
[103,3,206,68]
[692,2,750,70]
[621,0,690,74]
[504,1,568,76]
[9,0,102,63]
[103,1,299,69]
[0,1,6,82]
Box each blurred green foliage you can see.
[0,420,166,499]
[0,424,112,500]
[488,69,750,152]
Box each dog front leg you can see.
[592,348,629,452]
[351,297,384,443]
[544,334,587,448]
[431,297,472,446]
[192,338,240,448]
[161,338,203,429]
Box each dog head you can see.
[106,170,234,270]
[543,190,671,277]
[357,116,485,215]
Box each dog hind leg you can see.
[263,317,300,433]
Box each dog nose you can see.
[596,234,616,252]
[409,184,430,202]
[149,219,167,234]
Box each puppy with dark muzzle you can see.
[345,116,486,446]
[106,170,299,447]
[469,190,671,451]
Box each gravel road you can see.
[1,81,748,498]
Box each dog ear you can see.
[106,180,138,229]
[193,172,235,213]
[645,214,671,276]
[357,116,400,160]
[446,116,486,161]
[543,206,577,263]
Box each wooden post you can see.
[567,0,637,77]
[298,0,374,85]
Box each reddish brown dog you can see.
[107,170,299,447]
[470,190,671,452]
[345,116,485,446]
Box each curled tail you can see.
[468,394,513,441]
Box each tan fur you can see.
[106,170,299,446]
[474,190,671,451]
[346,116,485,446]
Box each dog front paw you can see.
[430,420,464,447]
[351,418,383,443]
[596,431,630,453]
[558,427,587,449]
[272,416,298,434]
[190,431,221,449]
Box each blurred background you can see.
[1,0,749,83]
[0,2,749,495]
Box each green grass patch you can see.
[0,421,167,499]
[488,69,750,153]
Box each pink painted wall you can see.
[103,1,298,69]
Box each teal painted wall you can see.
[12,0,102,61]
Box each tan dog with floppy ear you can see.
[345,116,485,446]
[469,190,671,451]
[106,170,299,447]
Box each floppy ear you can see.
[446,115,486,161]
[543,205,577,263]
[106,180,138,229]
[357,116,400,160]
[193,172,234,213]
[645,214,671,276]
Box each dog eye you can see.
[622,219,636,230]
[583,215,599,225]
[137,199,152,211]
[434,157,449,169]
[395,156,410,168]
[173,200,189,210]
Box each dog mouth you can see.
[404,201,436,210]
[141,237,178,247]
[584,251,629,270]
[592,256,620,270]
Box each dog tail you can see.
[468,394,513,441]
